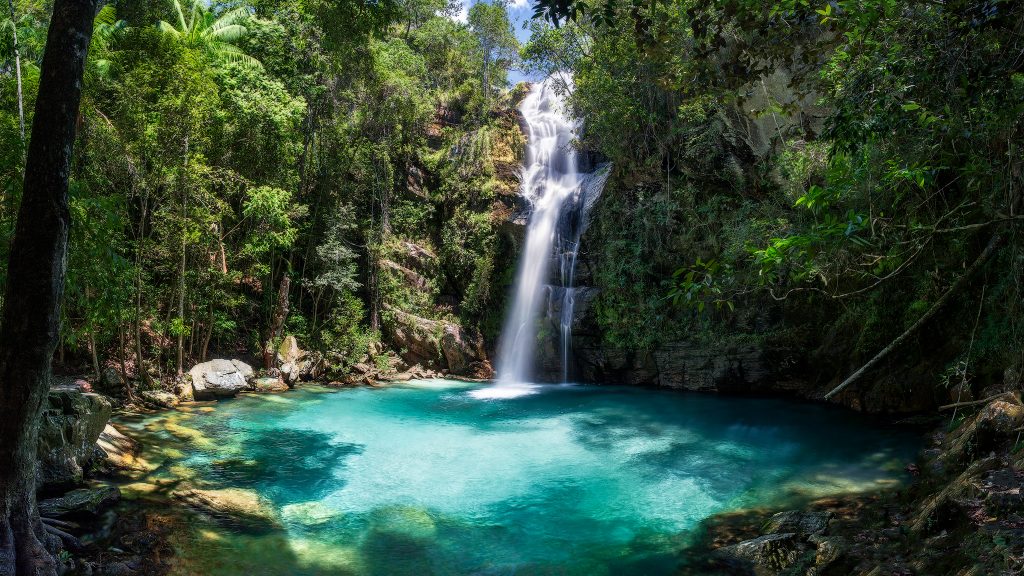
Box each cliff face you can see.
[377,87,527,377]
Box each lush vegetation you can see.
[0,0,524,385]
[523,0,1023,399]
[0,0,1020,405]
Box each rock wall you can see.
[38,386,112,492]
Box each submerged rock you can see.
[39,485,121,518]
[175,487,279,529]
[186,359,255,400]
[281,501,340,526]
[38,388,113,491]
[97,424,150,473]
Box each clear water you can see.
[115,381,918,575]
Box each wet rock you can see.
[717,532,807,573]
[38,389,113,491]
[187,359,255,400]
[254,376,289,393]
[764,510,833,537]
[39,486,120,518]
[175,487,279,529]
[371,506,437,539]
[96,424,149,473]
[139,390,179,409]
[281,501,340,526]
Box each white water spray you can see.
[472,78,606,399]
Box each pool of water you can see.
[113,380,919,575]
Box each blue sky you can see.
[453,0,542,84]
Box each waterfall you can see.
[471,78,606,399]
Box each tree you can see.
[467,0,517,114]
[0,1,98,574]
[158,0,263,69]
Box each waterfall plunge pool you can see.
[113,380,919,575]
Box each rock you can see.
[717,533,806,573]
[440,323,493,378]
[277,335,303,365]
[254,376,288,393]
[38,389,113,491]
[281,501,340,526]
[175,487,279,528]
[187,359,255,400]
[384,306,492,377]
[806,535,844,575]
[280,362,297,385]
[764,510,833,537]
[139,390,179,409]
[99,367,123,394]
[941,399,1024,469]
[96,424,149,473]
[371,505,437,539]
[39,485,120,518]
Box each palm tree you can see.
[158,0,262,69]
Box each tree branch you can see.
[824,233,1005,400]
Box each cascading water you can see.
[472,78,606,399]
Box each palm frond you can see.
[171,0,188,32]
[207,24,247,43]
[209,7,253,31]
[211,43,263,70]
[157,20,180,37]
[94,4,117,27]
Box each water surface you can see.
[115,381,918,575]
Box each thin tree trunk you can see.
[200,302,213,362]
[263,275,290,369]
[176,137,189,376]
[825,234,1005,400]
[6,0,24,143]
[0,2,97,575]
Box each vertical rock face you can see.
[37,387,112,491]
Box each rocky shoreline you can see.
[38,354,1024,575]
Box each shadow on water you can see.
[199,427,364,505]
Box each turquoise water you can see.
[117,381,918,575]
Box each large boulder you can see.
[186,359,254,400]
[38,388,113,491]
[939,397,1024,471]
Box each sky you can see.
[452,0,542,84]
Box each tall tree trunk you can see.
[0,2,97,575]
[263,275,290,369]
[176,137,189,376]
[6,0,24,143]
